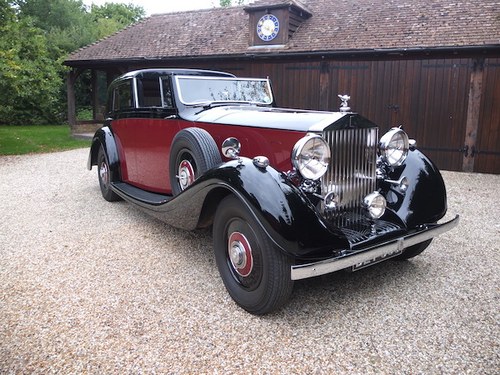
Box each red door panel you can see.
[112,118,181,194]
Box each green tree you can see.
[90,2,144,26]
[14,0,94,63]
[0,0,15,27]
[90,2,145,40]
[0,1,145,125]
[0,12,64,124]
[15,0,145,52]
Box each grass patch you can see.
[0,125,91,155]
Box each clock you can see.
[257,14,280,42]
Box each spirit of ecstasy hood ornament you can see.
[338,94,351,113]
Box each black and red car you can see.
[88,68,459,314]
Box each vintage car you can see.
[88,68,459,315]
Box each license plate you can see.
[351,249,403,271]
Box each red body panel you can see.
[112,118,306,194]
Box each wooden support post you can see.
[462,58,484,172]
[67,69,77,130]
[319,61,330,111]
[91,69,99,121]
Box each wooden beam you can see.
[319,61,330,110]
[91,69,99,121]
[462,58,484,172]
[67,69,77,130]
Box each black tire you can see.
[213,195,294,315]
[169,128,222,195]
[394,239,432,260]
[97,146,120,202]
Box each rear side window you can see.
[136,77,174,108]
[137,78,162,107]
[113,81,133,111]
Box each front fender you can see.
[87,126,121,183]
[212,159,351,258]
[384,149,447,228]
[150,158,349,259]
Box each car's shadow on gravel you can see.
[280,258,430,319]
[97,199,429,319]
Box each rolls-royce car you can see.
[88,68,459,314]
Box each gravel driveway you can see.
[1,148,499,374]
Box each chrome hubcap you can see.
[177,160,195,190]
[99,162,109,186]
[228,232,253,277]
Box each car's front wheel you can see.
[97,146,120,202]
[213,194,294,315]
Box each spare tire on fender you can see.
[169,127,222,195]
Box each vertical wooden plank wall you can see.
[224,56,498,173]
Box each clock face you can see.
[257,14,280,42]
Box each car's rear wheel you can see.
[394,239,432,260]
[213,194,294,315]
[169,128,221,195]
[97,146,120,202]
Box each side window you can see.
[161,77,173,108]
[137,78,162,107]
[113,81,133,111]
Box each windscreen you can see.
[175,76,273,105]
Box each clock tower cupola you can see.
[245,1,312,47]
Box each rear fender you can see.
[87,126,121,183]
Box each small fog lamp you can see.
[363,192,387,219]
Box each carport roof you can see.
[65,0,500,66]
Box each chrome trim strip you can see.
[290,215,460,280]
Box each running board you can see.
[111,182,172,206]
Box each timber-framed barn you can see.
[64,0,500,173]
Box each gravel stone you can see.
[0,148,498,373]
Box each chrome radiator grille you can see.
[321,127,378,220]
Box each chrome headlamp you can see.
[292,134,331,180]
[379,128,410,167]
[364,192,387,219]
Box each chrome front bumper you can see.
[290,215,460,280]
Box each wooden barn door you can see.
[412,59,471,171]
[472,58,500,174]
[322,59,469,171]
